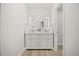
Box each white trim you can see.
[53,5,58,51]
[62,3,65,56]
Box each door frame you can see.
[53,4,65,54]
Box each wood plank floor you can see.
[21,49,63,56]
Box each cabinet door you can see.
[36,38,41,49]
[26,35,31,48]
[47,35,53,48]
[30,35,38,49]
[41,35,48,49]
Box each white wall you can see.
[64,3,79,56]
[27,8,50,16]
[1,3,27,56]
[26,3,52,9]
[26,3,51,17]
[0,4,1,55]
[57,6,63,46]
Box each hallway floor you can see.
[21,49,63,56]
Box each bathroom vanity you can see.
[24,6,54,49]
[24,33,53,49]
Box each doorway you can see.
[23,3,63,56]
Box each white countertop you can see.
[24,32,53,35]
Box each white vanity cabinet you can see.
[25,33,53,49]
